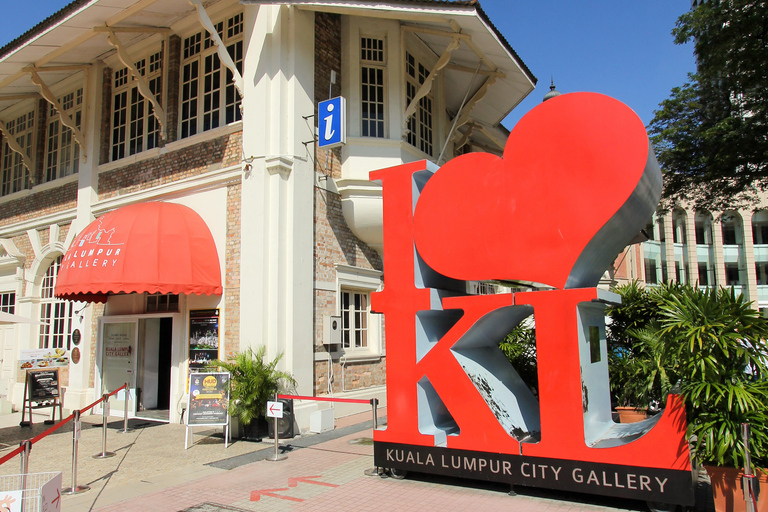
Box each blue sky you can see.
[0,1,696,129]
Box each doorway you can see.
[136,317,173,422]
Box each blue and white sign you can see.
[318,96,346,149]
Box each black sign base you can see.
[374,441,694,507]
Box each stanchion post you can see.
[371,398,379,429]
[19,439,30,511]
[117,382,133,434]
[93,393,116,459]
[742,423,757,512]
[268,392,286,462]
[62,410,90,494]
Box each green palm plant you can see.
[209,346,296,428]
[656,285,768,468]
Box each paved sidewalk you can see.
[0,408,712,512]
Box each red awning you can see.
[55,201,222,303]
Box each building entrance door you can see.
[135,317,172,422]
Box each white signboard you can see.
[266,401,283,419]
[40,473,62,512]
[19,348,69,370]
[0,489,22,512]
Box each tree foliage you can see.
[648,0,768,211]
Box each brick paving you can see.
[0,409,714,512]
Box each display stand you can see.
[20,369,63,426]
[184,372,230,449]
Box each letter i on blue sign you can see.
[318,96,346,149]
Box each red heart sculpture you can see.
[412,92,661,289]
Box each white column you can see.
[742,210,758,308]
[662,212,676,282]
[685,209,698,285]
[240,5,315,395]
[66,61,103,410]
[712,213,726,288]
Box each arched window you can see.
[38,255,74,349]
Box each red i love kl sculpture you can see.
[371,93,692,506]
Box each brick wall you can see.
[98,131,242,199]
[314,12,342,180]
[313,12,386,395]
[0,182,77,225]
[224,181,241,359]
[99,67,112,165]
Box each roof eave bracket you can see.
[105,27,168,141]
[188,0,244,102]
[0,119,34,181]
[27,68,89,162]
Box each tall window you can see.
[180,12,243,139]
[360,37,385,138]
[1,109,34,196]
[39,256,74,350]
[405,51,433,155]
[112,51,163,161]
[341,289,368,350]
[0,292,15,314]
[46,88,83,181]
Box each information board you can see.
[27,369,60,400]
[187,372,229,426]
[189,310,219,372]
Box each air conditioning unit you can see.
[323,315,341,345]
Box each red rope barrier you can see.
[0,445,25,466]
[277,394,371,405]
[106,383,127,398]
[81,395,105,414]
[29,413,74,445]
[0,382,128,467]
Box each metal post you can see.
[268,392,286,461]
[742,423,757,512]
[371,398,379,429]
[19,440,30,512]
[62,410,90,494]
[93,394,116,459]
[117,382,133,434]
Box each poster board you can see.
[187,372,230,426]
[19,348,69,370]
[20,369,63,426]
[27,370,61,400]
[185,372,230,449]
[189,310,219,372]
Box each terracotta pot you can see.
[706,465,768,512]
[615,406,647,423]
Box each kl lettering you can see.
[371,93,692,504]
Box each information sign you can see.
[28,370,60,400]
[187,372,229,426]
[318,96,346,148]
[266,401,283,419]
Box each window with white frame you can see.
[1,109,35,196]
[341,289,368,350]
[111,51,163,161]
[360,37,386,138]
[180,12,243,139]
[39,256,74,350]
[0,292,15,314]
[336,264,383,357]
[46,88,82,181]
[405,51,433,155]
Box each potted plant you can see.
[653,285,768,512]
[209,346,296,441]
[607,282,677,421]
